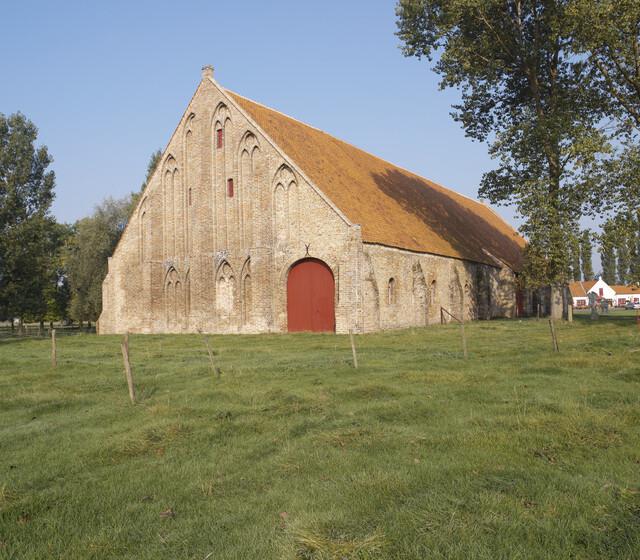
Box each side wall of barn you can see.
[357,244,517,332]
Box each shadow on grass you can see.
[573,312,639,328]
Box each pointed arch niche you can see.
[412,263,428,326]
[241,258,252,326]
[238,132,261,249]
[138,197,148,264]
[272,164,298,248]
[183,113,196,255]
[449,274,463,321]
[216,261,236,318]
[162,155,182,259]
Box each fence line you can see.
[0,325,95,340]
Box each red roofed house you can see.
[569,277,640,308]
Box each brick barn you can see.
[98,66,525,334]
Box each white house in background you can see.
[610,284,640,307]
[569,276,640,307]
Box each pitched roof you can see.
[568,280,597,298]
[227,91,525,270]
[610,284,640,295]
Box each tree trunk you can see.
[550,285,564,320]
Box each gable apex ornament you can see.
[201,65,214,80]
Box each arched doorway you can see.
[287,258,335,332]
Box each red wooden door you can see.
[287,259,335,332]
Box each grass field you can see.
[1,317,639,559]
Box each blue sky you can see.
[3,0,515,229]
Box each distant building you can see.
[569,277,640,307]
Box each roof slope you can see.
[610,284,640,295]
[568,280,597,298]
[227,91,525,270]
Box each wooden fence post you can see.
[51,329,57,368]
[198,330,220,378]
[548,319,559,353]
[460,321,468,360]
[349,329,358,369]
[121,332,136,404]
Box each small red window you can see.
[227,178,234,198]
[599,288,603,296]
[216,128,223,149]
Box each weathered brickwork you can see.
[99,70,518,334]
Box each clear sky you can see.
[2,0,520,232]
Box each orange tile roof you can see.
[568,280,597,297]
[610,284,640,294]
[227,91,525,270]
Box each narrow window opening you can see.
[387,278,396,305]
[227,178,234,198]
[216,128,223,149]
[188,188,192,206]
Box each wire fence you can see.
[0,325,96,340]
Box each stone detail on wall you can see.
[272,164,298,252]
[412,262,428,326]
[216,261,235,320]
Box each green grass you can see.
[1,318,639,559]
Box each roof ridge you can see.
[225,89,515,229]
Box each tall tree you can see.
[65,195,134,324]
[579,230,594,281]
[600,222,617,284]
[569,230,581,281]
[570,1,640,240]
[141,149,162,191]
[0,112,56,322]
[569,0,640,132]
[617,239,631,285]
[127,149,162,218]
[396,1,609,288]
[42,222,73,325]
[631,230,640,284]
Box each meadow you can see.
[1,316,639,559]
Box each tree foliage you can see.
[396,0,609,288]
[397,0,640,287]
[569,0,640,133]
[598,212,640,285]
[141,149,162,192]
[579,230,594,281]
[0,112,64,322]
[599,221,617,284]
[65,196,135,323]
